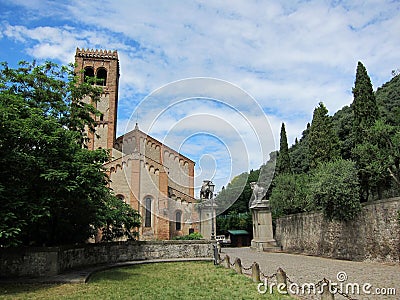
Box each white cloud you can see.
[1,0,400,187]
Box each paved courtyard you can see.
[222,247,399,300]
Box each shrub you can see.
[310,159,361,222]
[172,232,203,240]
[269,173,312,218]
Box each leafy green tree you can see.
[352,61,380,143]
[375,73,400,126]
[289,123,311,174]
[351,62,380,201]
[269,173,312,219]
[352,120,400,199]
[215,162,273,216]
[276,123,292,175]
[308,102,340,168]
[215,153,276,234]
[100,194,142,241]
[332,105,354,160]
[309,159,361,222]
[216,212,252,235]
[258,151,277,200]
[215,171,254,215]
[0,61,140,247]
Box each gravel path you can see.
[222,247,399,300]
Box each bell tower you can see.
[75,48,120,152]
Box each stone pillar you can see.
[198,200,217,240]
[321,278,334,300]
[234,258,242,274]
[276,268,287,294]
[252,262,261,283]
[250,199,278,251]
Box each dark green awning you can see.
[227,230,249,235]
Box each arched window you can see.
[145,197,152,227]
[84,67,94,84]
[97,68,107,86]
[116,194,125,202]
[175,211,182,231]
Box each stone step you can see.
[262,246,283,253]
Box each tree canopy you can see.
[309,159,361,222]
[376,72,400,126]
[352,61,380,143]
[0,61,140,247]
[308,102,340,169]
[218,62,399,224]
[276,122,291,175]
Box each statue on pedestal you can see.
[250,182,269,207]
[200,180,213,200]
[249,182,278,252]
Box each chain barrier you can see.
[241,264,253,275]
[287,275,325,295]
[336,289,358,300]
[220,254,360,299]
[260,271,276,281]
[242,265,253,271]
[314,279,324,289]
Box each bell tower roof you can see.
[75,48,118,60]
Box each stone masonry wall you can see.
[0,240,214,279]
[275,198,400,263]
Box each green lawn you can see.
[0,262,291,299]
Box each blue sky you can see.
[1,0,400,193]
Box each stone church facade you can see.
[74,48,201,240]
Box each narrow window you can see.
[97,68,107,86]
[175,211,182,231]
[145,197,152,227]
[99,114,104,121]
[84,67,94,84]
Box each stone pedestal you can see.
[250,200,279,252]
[198,201,217,240]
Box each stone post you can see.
[251,262,261,283]
[321,278,334,300]
[276,268,287,293]
[217,242,221,253]
[224,255,230,269]
[234,257,242,274]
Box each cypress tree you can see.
[351,62,381,201]
[308,102,340,169]
[276,123,291,174]
[352,61,379,143]
[289,122,311,174]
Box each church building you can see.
[74,48,201,240]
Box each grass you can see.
[0,262,292,299]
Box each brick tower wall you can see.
[74,48,119,152]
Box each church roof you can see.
[115,123,195,164]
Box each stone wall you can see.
[0,240,214,279]
[275,198,400,263]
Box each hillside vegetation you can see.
[216,62,400,232]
